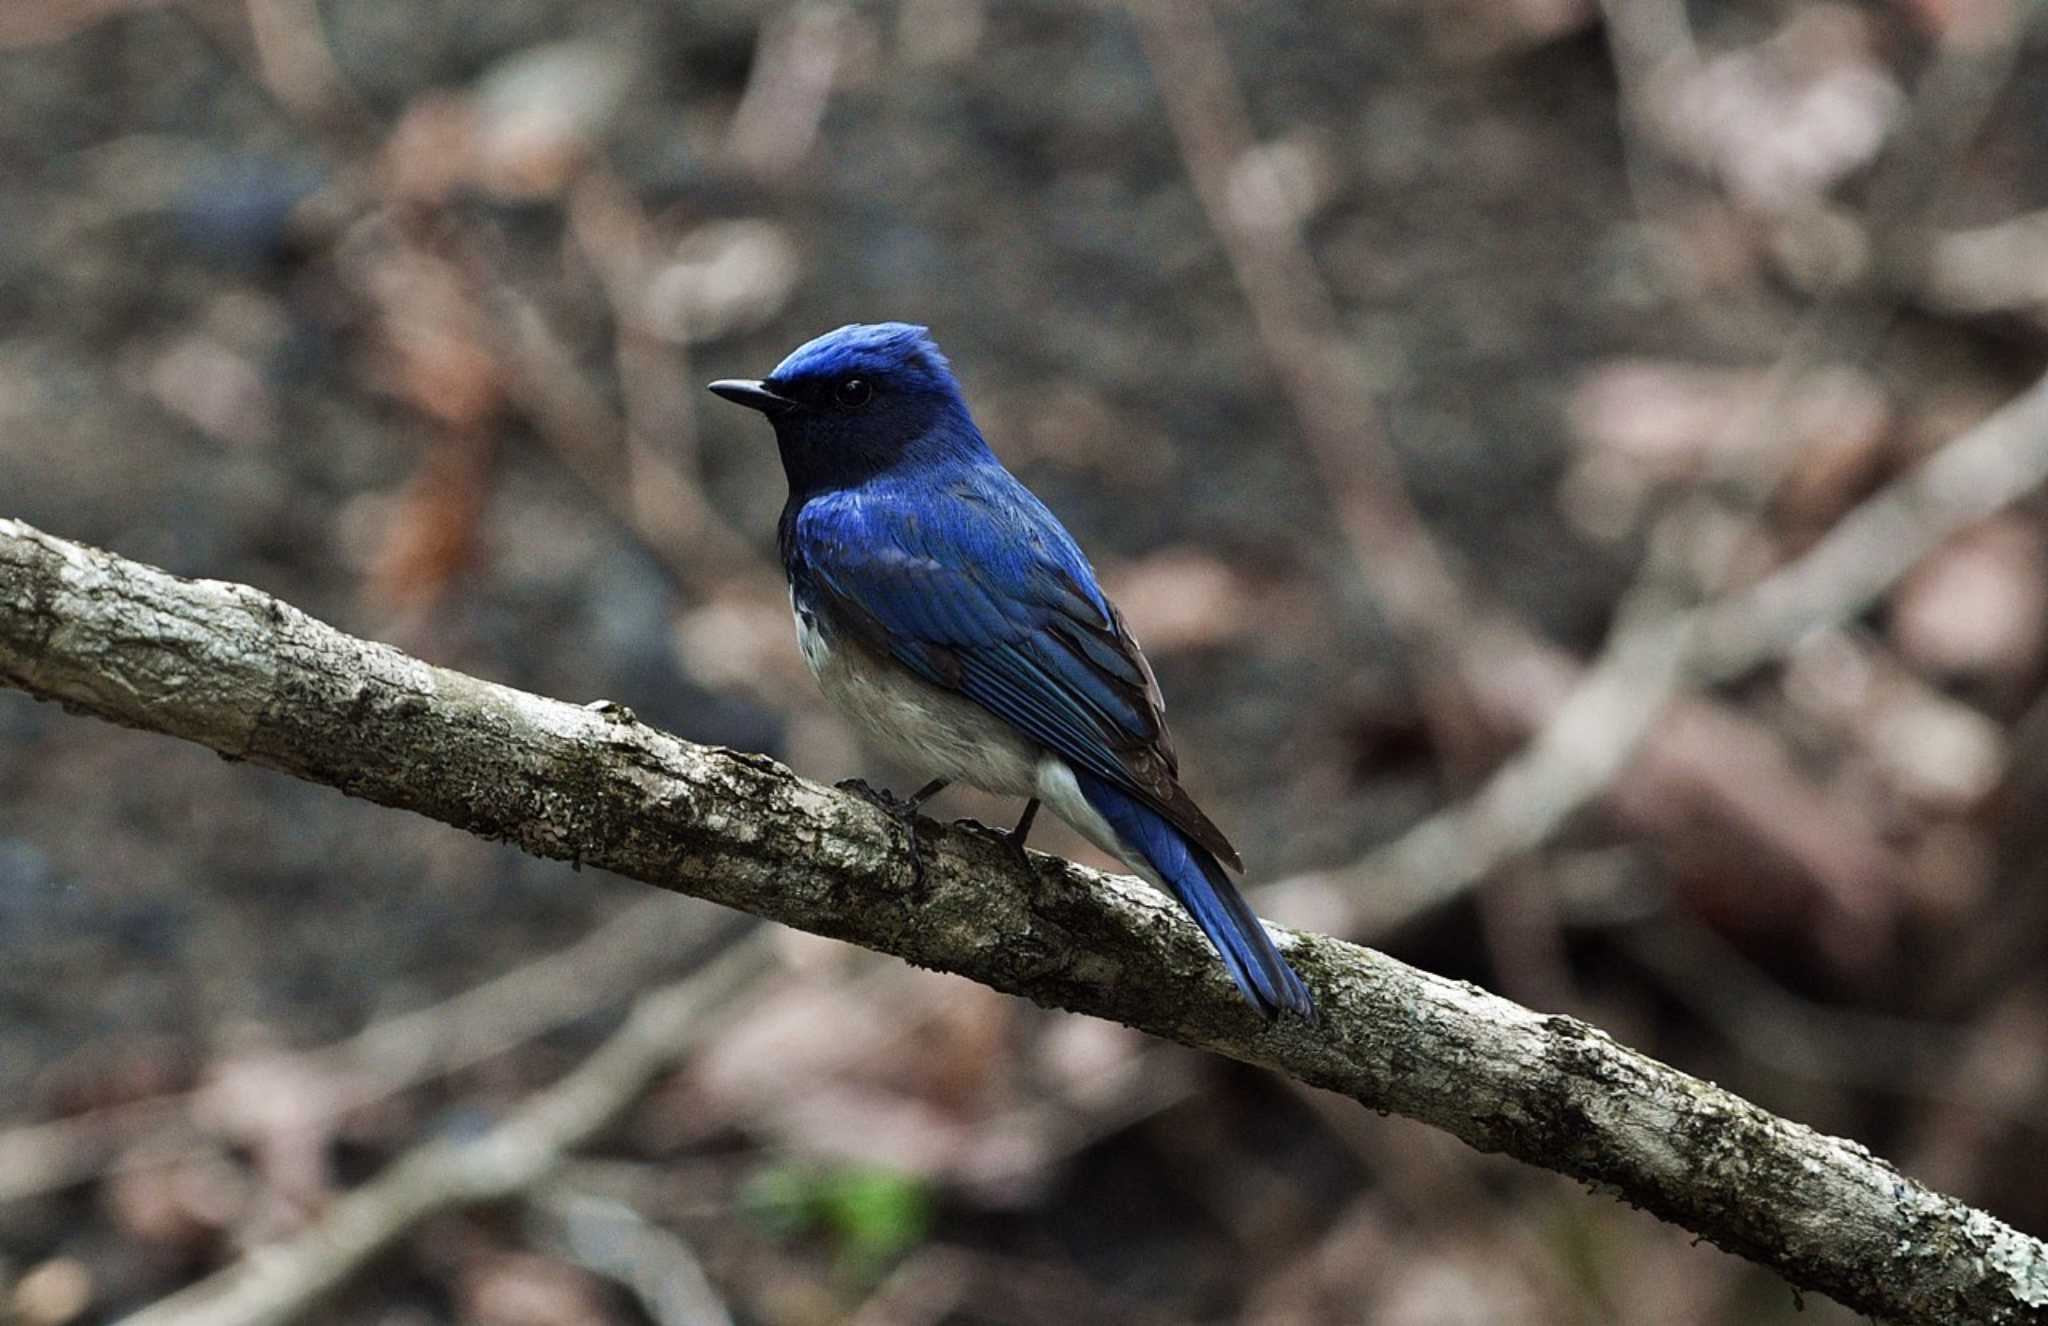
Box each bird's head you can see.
[709,322,984,495]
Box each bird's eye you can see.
[834,378,873,409]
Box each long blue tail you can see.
[1073,771,1314,1019]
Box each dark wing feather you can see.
[790,482,1242,872]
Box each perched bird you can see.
[709,323,1314,1019]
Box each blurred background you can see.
[4,0,2048,1321]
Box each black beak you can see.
[707,378,797,416]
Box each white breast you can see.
[792,590,1043,799]
[789,588,1157,885]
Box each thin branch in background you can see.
[1919,208,2048,318]
[528,1185,736,1326]
[1532,0,2037,820]
[0,897,746,1202]
[1594,0,2029,509]
[447,226,769,598]
[563,171,739,583]
[1694,368,2048,681]
[111,934,776,1326]
[1128,0,1467,653]
[1857,0,2033,260]
[1592,0,1699,232]
[1129,0,1915,927]
[228,910,758,1134]
[226,0,775,606]
[0,1096,187,1211]
[723,2,850,182]
[1191,0,2036,935]
[2,519,2044,1325]
[361,421,495,621]
[1275,359,2048,933]
[242,0,374,151]
[1612,914,2033,1116]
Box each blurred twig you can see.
[1919,209,2048,318]
[221,0,772,605]
[1129,0,1468,649]
[1179,0,2032,931]
[1551,0,2034,823]
[444,223,768,598]
[3,518,2045,1326]
[567,176,707,554]
[1614,914,2034,1116]
[243,0,375,152]
[1595,0,1697,123]
[1693,367,2048,681]
[1134,0,1914,923]
[723,2,849,182]
[1279,359,2048,930]
[113,934,775,1326]
[528,1186,736,1326]
[0,896,743,1202]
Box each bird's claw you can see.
[1002,825,1034,872]
[835,776,906,815]
[835,778,935,893]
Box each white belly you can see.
[793,593,1145,878]
[794,597,1041,798]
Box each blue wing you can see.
[786,472,1242,871]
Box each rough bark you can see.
[2,516,2043,1325]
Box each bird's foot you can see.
[1004,798,1041,872]
[834,776,911,817]
[835,778,948,893]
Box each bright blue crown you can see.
[770,322,956,392]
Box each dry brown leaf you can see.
[471,42,638,202]
[1890,517,2047,682]
[137,335,278,450]
[10,1258,93,1326]
[1652,4,1903,211]
[381,93,481,206]
[642,221,801,346]
[671,588,816,694]
[104,1149,246,1249]
[365,429,495,613]
[458,1251,613,1326]
[1562,358,1889,538]
[357,247,504,430]
[1101,548,1257,651]
[1567,359,1887,472]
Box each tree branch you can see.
[3,517,2045,1325]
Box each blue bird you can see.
[709,323,1314,1019]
